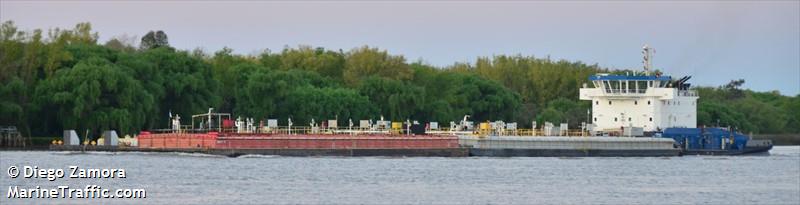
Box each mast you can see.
[642,44,654,75]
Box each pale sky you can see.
[2,1,798,95]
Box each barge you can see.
[459,136,679,157]
[51,113,467,157]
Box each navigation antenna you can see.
[642,44,655,75]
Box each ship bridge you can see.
[579,45,698,133]
[587,75,671,95]
[580,74,698,133]
[580,74,697,99]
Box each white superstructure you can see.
[579,45,698,132]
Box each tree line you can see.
[1,21,797,138]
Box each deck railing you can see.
[148,126,600,138]
[678,90,698,97]
[606,89,648,94]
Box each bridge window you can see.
[648,100,651,105]
[637,81,648,93]
[594,117,597,122]
[649,117,653,122]
[628,117,632,122]
[614,117,618,122]
[621,81,628,93]
[595,101,599,105]
[634,101,638,105]
[609,101,612,105]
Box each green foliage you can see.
[697,100,754,132]
[537,98,590,127]
[280,46,345,79]
[406,66,523,123]
[140,30,169,50]
[0,77,26,124]
[233,68,376,124]
[280,86,375,124]
[1,20,797,138]
[34,57,154,135]
[235,69,337,119]
[343,46,411,86]
[358,77,424,121]
[137,47,221,128]
[451,74,522,122]
[447,55,600,124]
[209,47,259,111]
[104,36,137,53]
[537,108,563,125]
[696,86,798,134]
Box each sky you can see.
[2,1,798,95]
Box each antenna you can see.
[642,44,654,75]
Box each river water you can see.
[1,146,798,205]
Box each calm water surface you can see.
[1,146,798,205]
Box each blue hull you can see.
[681,144,773,156]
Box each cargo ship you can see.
[51,45,771,157]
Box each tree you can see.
[135,47,221,128]
[0,77,25,126]
[343,46,411,86]
[537,108,563,125]
[280,46,346,79]
[34,57,155,136]
[537,98,590,127]
[280,86,375,124]
[724,79,746,99]
[140,30,169,50]
[358,77,424,121]
[208,47,261,111]
[697,100,755,132]
[454,75,522,122]
[235,69,339,120]
[105,34,137,52]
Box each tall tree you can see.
[140,30,169,50]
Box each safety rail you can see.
[606,89,648,94]
[1,125,27,147]
[678,90,697,97]
[147,126,597,137]
[149,126,397,135]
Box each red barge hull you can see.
[135,132,466,157]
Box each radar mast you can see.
[642,44,655,75]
